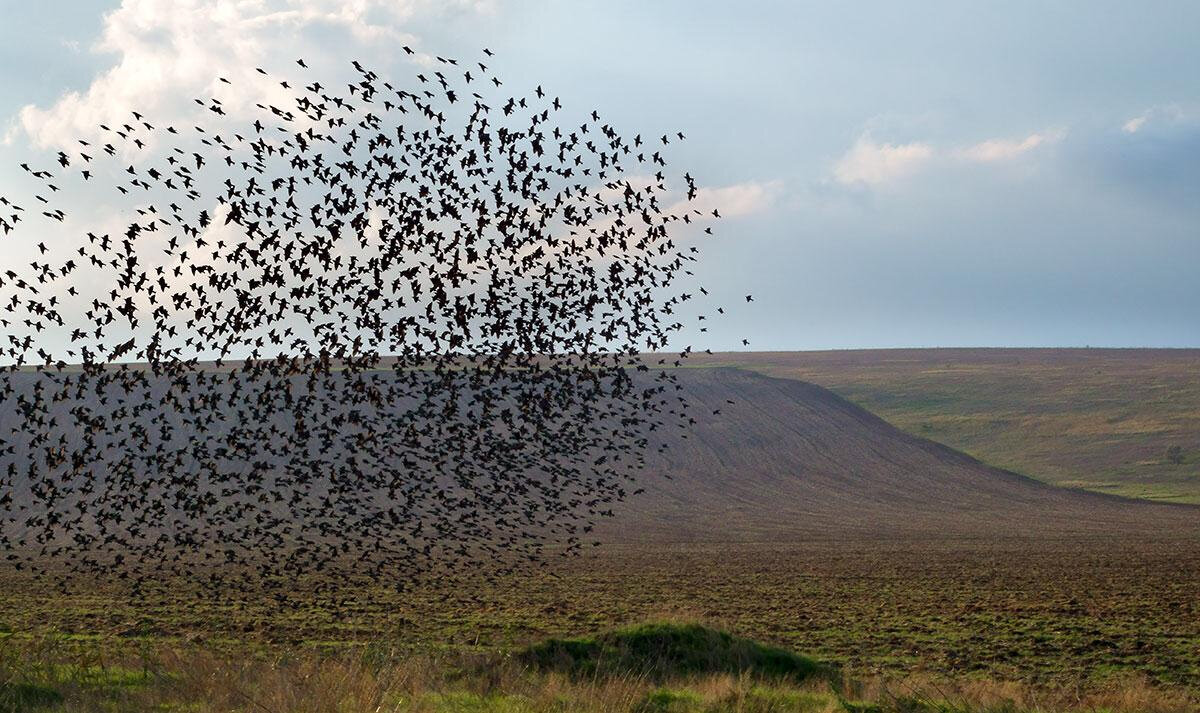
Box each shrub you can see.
[518,622,828,683]
[0,682,63,713]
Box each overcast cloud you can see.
[2,1,1197,349]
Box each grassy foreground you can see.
[3,622,1196,713]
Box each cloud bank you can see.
[13,0,494,150]
[832,129,1064,186]
[832,136,933,186]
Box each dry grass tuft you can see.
[3,633,1198,713]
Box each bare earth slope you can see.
[605,367,1200,542]
[3,364,1194,550]
[690,349,1200,503]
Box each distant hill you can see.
[3,363,1195,553]
[681,349,1200,505]
[603,367,1200,542]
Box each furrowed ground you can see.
[701,349,1200,503]
[3,539,1198,691]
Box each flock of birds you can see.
[0,48,741,596]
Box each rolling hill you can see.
[692,349,1200,503]
[2,363,1195,553]
[603,367,1200,542]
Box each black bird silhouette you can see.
[0,48,751,599]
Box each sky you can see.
[1,1,1197,350]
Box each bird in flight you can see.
[0,47,752,598]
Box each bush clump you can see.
[0,682,63,713]
[518,622,828,683]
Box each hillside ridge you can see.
[604,367,1200,541]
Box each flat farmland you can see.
[3,538,1198,691]
[701,349,1200,503]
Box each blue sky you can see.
[1,1,1197,350]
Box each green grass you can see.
[0,682,63,712]
[0,664,155,713]
[520,622,828,683]
[634,688,705,712]
[2,626,1193,712]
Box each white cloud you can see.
[603,176,781,224]
[687,180,782,218]
[13,0,492,151]
[958,130,1063,162]
[1120,105,1199,135]
[1122,115,1148,134]
[830,127,1068,187]
[832,136,933,186]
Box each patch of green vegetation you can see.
[742,687,841,712]
[519,622,827,683]
[839,703,884,713]
[633,686,851,713]
[0,682,63,712]
[635,688,704,712]
[0,662,160,713]
[52,663,155,688]
[626,686,1002,713]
